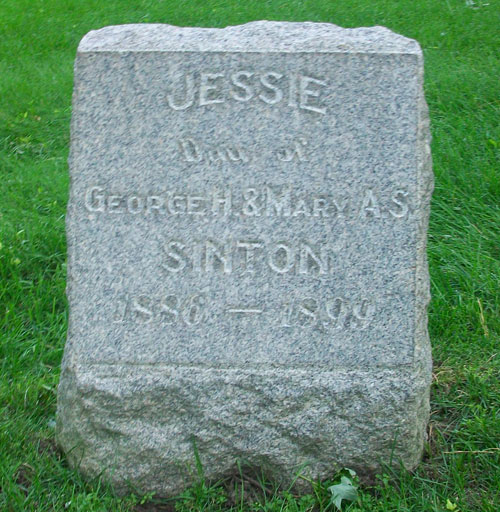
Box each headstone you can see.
[57,21,433,495]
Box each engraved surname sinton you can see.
[161,239,344,276]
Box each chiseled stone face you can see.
[57,21,433,496]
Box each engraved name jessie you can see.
[162,71,327,114]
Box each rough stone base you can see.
[57,363,430,496]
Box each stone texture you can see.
[57,21,433,496]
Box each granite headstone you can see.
[57,21,433,495]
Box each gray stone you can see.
[57,21,433,496]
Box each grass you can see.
[0,0,499,510]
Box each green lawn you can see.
[0,1,499,510]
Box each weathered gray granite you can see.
[57,21,433,496]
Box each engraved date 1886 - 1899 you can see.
[112,293,375,330]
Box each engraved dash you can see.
[227,307,263,315]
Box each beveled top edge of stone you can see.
[78,21,422,55]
